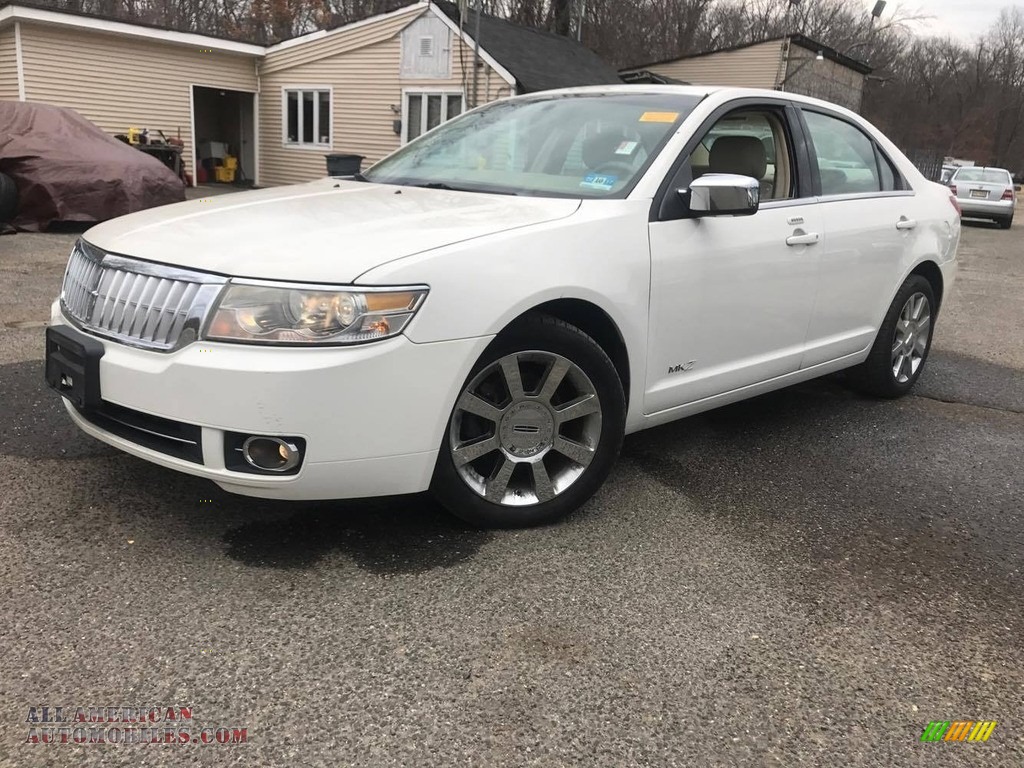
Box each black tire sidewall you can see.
[856,274,936,398]
[0,173,17,224]
[430,316,625,528]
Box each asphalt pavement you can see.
[0,214,1021,767]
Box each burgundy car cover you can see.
[0,101,185,231]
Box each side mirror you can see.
[680,173,760,217]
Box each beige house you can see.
[0,1,618,187]
[621,35,872,113]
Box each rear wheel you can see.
[998,213,1013,229]
[849,275,936,398]
[431,314,625,528]
[0,172,17,224]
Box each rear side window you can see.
[802,110,899,196]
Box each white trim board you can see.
[0,4,264,56]
[14,20,25,100]
[266,2,429,54]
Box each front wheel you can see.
[431,314,625,528]
[849,274,936,398]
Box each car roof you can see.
[529,84,865,113]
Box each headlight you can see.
[204,282,428,345]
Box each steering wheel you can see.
[592,161,635,178]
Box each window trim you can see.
[281,85,333,151]
[651,97,814,222]
[797,106,911,198]
[401,88,465,145]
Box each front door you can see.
[645,105,821,414]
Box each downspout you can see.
[471,0,481,108]
[253,56,261,187]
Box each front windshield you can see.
[364,92,702,198]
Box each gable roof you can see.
[431,0,620,93]
[624,34,871,77]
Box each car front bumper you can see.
[50,303,491,500]
[958,197,1014,219]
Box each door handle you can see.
[786,230,820,246]
[896,217,917,230]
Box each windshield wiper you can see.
[405,181,517,195]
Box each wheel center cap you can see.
[500,401,554,458]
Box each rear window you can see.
[953,168,1012,184]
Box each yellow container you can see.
[214,166,236,183]
[222,155,238,170]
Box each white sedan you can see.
[46,86,960,527]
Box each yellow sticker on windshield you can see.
[639,111,679,123]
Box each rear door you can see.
[797,108,918,367]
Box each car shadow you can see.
[960,217,1001,229]
[219,494,492,574]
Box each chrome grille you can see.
[60,241,226,351]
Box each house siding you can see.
[782,43,865,112]
[637,40,786,89]
[18,22,258,178]
[0,26,19,101]
[259,7,511,186]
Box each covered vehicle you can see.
[0,102,185,232]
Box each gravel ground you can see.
[0,210,1021,767]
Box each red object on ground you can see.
[0,101,186,231]
[196,165,208,184]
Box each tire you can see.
[849,274,936,399]
[431,314,626,528]
[0,172,17,224]
[998,214,1013,229]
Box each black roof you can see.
[624,34,872,76]
[432,1,621,93]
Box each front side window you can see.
[688,109,796,201]
[368,92,701,198]
[404,91,463,143]
[802,110,896,196]
[285,88,331,147]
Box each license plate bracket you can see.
[45,324,105,410]
[969,189,988,199]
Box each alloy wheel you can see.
[449,351,603,506]
[891,292,931,384]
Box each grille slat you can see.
[59,242,225,352]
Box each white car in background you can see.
[948,166,1016,229]
[46,86,960,528]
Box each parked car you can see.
[0,102,184,232]
[948,166,1016,229]
[45,86,960,528]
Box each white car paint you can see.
[50,85,960,501]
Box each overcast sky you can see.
[872,0,1021,41]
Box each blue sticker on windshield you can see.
[580,173,617,191]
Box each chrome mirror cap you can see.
[681,174,760,217]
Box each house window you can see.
[284,88,331,147]
[404,91,463,143]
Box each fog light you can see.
[242,436,301,472]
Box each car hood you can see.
[83,179,582,283]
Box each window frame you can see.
[401,88,465,145]
[652,98,815,222]
[797,107,910,199]
[281,86,333,150]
